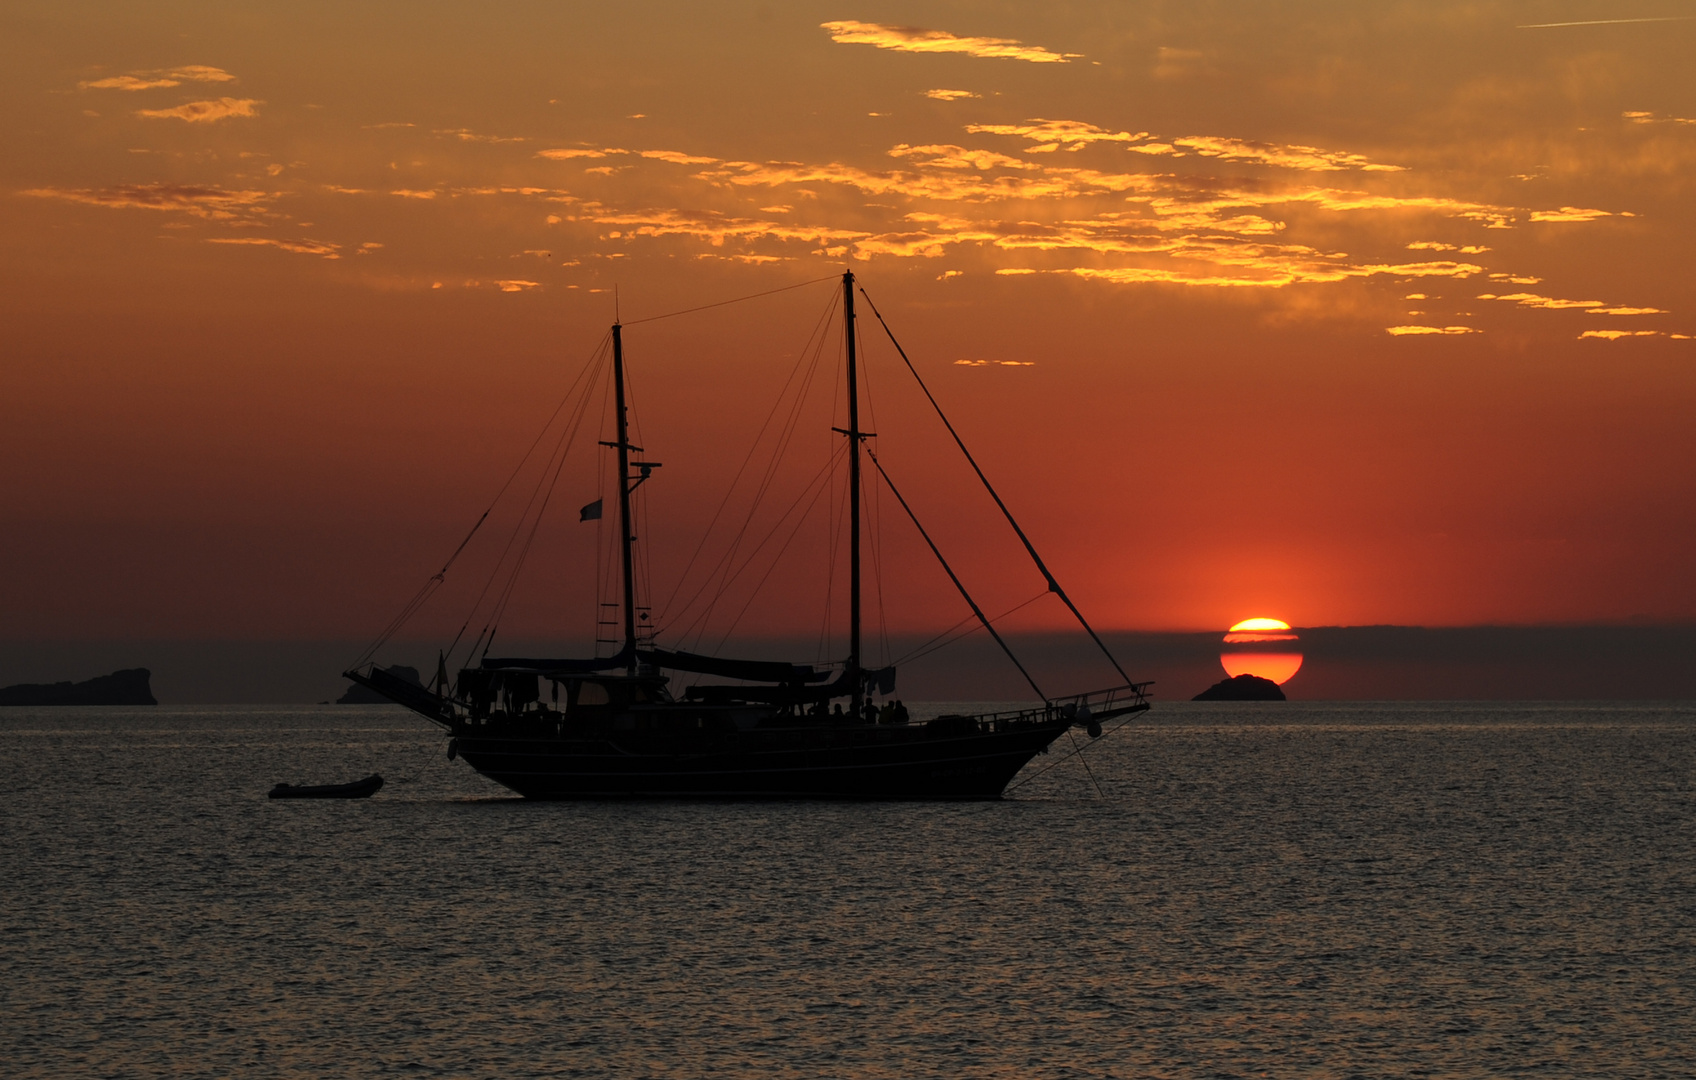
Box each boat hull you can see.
[453,721,1072,800]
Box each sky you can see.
[4,1,1695,661]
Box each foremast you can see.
[605,322,644,676]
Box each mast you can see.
[843,270,862,718]
[611,323,638,675]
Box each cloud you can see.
[206,237,340,258]
[1386,325,1481,335]
[1410,241,1489,253]
[495,280,541,292]
[23,183,274,221]
[80,65,235,91]
[538,147,629,160]
[1477,292,1603,310]
[955,359,1034,366]
[1528,206,1616,223]
[888,143,1037,171]
[925,89,980,101]
[1008,251,1484,290]
[571,206,869,252]
[967,119,1401,171]
[135,97,259,123]
[1623,111,1696,126]
[390,189,437,199]
[1579,330,1664,340]
[1167,135,1404,172]
[1047,266,1315,288]
[437,128,527,143]
[507,127,1637,301]
[1476,293,1665,317]
[820,20,1080,63]
[640,149,720,165]
[966,119,1147,148]
[82,76,188,92]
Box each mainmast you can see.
[843,270,863,718]
[610,323,639,675]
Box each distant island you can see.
[337,664,422,704]
[0,668,157,706]
[1192,674,1286,701]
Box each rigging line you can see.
[681,442,845,651]
[670,313,838,642]
[855,314,890,664]
[865,446,1045,701]
[355,507,488,664]
[1005,712,1140,795]
[623,359,658,644]
[596,368,620,654]
[859,286,1135,687]
[463,348,607,666]
[480,364,604,652]
[697,304,836,617]
[468,373,600,655]
[444,334,612,668]
[818,315,848,662]
[659,289,840,626]
[869,466,889,666]
[357,333,612,669]
[893,591,1047,668]
[815,457,846,663]
[710,443,851,653]
[672,441,847,649]
[355,498,496,664]
[1067,728,1106,798]
[622,274,839,325]
[482,424,578,642]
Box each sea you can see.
[2,701,1692,1079]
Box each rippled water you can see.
[3,701,1693,1078]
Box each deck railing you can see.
[938,682,1153,734]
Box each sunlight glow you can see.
[1220,652,1304,685]
[1229,617,1291,632]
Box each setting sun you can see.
[1221,617,1304,685]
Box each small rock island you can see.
[1192,674,1286,701]
[0,668,157,706]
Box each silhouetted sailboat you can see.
[345,272,1148,798]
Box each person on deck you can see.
[893,700,910,725]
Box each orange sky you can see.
[4,2,1695,648]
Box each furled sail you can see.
[639,648,830,684]
[481,647,633,674]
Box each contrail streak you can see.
[1518,16,1694,28]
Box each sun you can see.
[1219,616,1303,685]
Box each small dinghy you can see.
[268,774,384,799]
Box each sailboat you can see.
[344,271,1149,798]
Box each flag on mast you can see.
[579,499,603,522]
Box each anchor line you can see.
[1005,711,1140,795]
